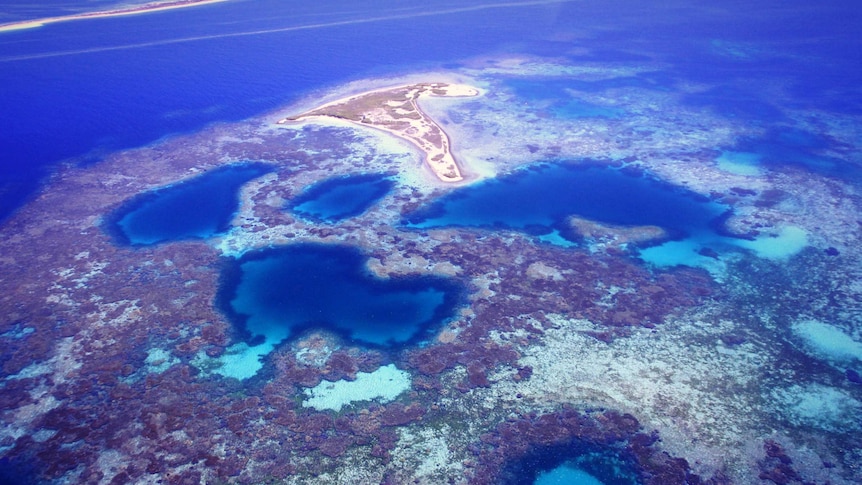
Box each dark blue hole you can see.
[288,173,395,223]
[104,163,272,246]
[217,244,462,348]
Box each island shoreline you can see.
[277,82,480,183]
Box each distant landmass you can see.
[0,0,227,32]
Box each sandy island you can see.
[278,83,480,183]
[0,0,227,32]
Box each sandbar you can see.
[0,0,228,33]
[278,82,480,182]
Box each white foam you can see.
[303,364,411,412]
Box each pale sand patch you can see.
[0,0,228,32]
[277,83,480,183]
[525,261,565,281]
[302,364,412,412]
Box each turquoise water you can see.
[506,445,640,485]
[105,163,271,246]
[506,78,625,119]
[403,162,728,244]
[535,464,604,485]
[218,244,461,348]
[716,151,763,176]
[289,173,394,223]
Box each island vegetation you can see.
[279,83,479,182]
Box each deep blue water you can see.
[0,0,569,220]
[104,163,272,246]
[1,0,860,220]
[217,244,462,347]
[0,455,39,485]
[289,173,394,223]
[732,129,853,176]
[403,163,728,244]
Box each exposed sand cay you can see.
[278,83,480,182]
[0,0,228,33]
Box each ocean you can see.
[2,1,860,220]
[0,0,558,219]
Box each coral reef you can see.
[2,57,862,484]
[470,408,723,484]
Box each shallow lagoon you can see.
[105,163,272,246]
[506,78,626,119]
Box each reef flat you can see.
[278,83,479,182]
[1,59,862,484]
